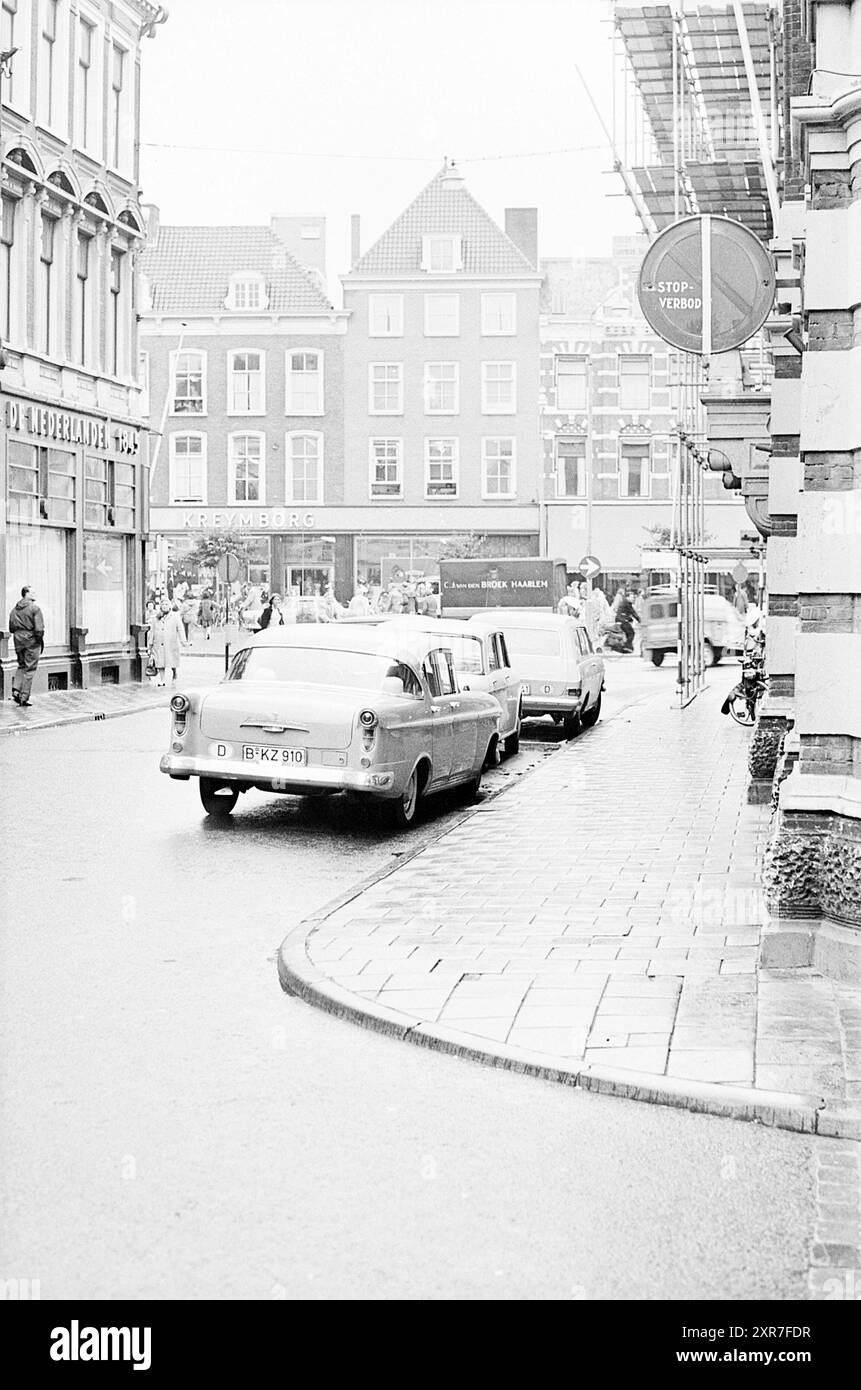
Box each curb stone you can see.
[0,695,169,737]
[278,924,840,1134]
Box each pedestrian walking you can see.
[147,599,187,687]
[8,585,45,706]
[198,591,215,640]
[348,583,371,616]
[180,595,198,642]
[258,593,285,630]
[733,584,749,617]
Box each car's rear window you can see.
[502,629,562,657]
[444,634,485,675]
[228,645,401,690]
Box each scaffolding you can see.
[609,0,779,705]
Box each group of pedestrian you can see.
[348,580,440,618]
[557,580,642,652]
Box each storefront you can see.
[148,506,541,605]
[1,393,147,695]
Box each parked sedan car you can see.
[159,625,500,828]
[339,616,522,759]
[468,609,604,738]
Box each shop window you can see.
[171,351,206,415]
[425,438,458,498]
[4,524,68,646]
[229,432,264,503]
[481,292,516,336]
[228,351,265,414]
[556,438,586,498]
[482,438,515,499]
[169,433,206,504]
[83,534,127,642]
[83,456,134,528]
[618,355,651,410]
[369,439,402,498]
[286,432,323,504]
[619,443,651,498]
[424,293,459,337]
[424,362,458,414]
[481,362,516,414]
[7,441,76,524]
[556,357,587,411]
[286,351,323,415]
[245,536,271,589]
[369,363,403,415]
[368,294,403,337]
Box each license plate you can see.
[522,684,531,695]
[241,745,307,765]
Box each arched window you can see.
[285,432,323,505]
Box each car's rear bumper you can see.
[159,751,402,797]
[522,694,581,717]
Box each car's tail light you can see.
[567,687,580,697]
[358,709,378,728]
[170,694,190,714]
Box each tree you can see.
[438,532,489,561]
[185,529,251,572]
[643,524,673,549]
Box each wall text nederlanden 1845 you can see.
[4,400,140,456]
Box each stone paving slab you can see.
[0,655,220,735]
[280,682,861,1137]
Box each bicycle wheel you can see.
[728,692,756,726]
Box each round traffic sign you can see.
[731,562,749,585]
[578,555,601,580]
[216,552,241,583]
[637,215,775,355]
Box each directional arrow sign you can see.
[578,555,602,580]
[96,561,111,577]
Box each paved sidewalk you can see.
[280,684,861,1137]
[0,654,221,734]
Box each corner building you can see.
[341,164,543,591]
[0,0,164,694]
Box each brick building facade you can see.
[0,0,165,695]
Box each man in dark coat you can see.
[8,586,45,706]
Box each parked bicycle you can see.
[720,625,766,726]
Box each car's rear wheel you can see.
[562,711,580,740]
[199,778,239,817]
[703,640,718,668]
[484,735,501,769]
[458,769,482,804]
[504,716,521,758]
[650,649,665,667]
[388,767,420,829]
[580,692,602,728]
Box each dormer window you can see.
[421,234,462,274]
[225,273,268,311]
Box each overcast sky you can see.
[138,0,640,296]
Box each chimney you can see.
[270,216,326,274]
[504,208,538,268]
[351,214,361,267]
[143,202,160,245]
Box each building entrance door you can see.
[285,564,334,597]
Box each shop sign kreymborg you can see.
[5,399,140,456]
[163,508,317,530]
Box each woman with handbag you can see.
[147,600,188,687]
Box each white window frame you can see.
[225,273,268,312]
[481,437,516,500]
[555,439,587,498]
[424,293,460,337]
[228,430,266,505]
[481,361,517,415]
[74,6,102,158]
[423,362,459,415]
[481,292,516,336]
[108,37,131,172]
[38,0,67,135]
[555,356,588,412]
[619,443,651,499]
[3,0,33,118]
[286,430,324,505]
[227,348,266,416]
[421,234,462,274]
[618,354,651,411]
[285,349,324,416]
[368,438,403,499]
[169,349,207,417]
[368,293,404,337]
[424,437,459,499]
[368,362,403,416]
[169,432,207,505]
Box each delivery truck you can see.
[439,558,568,619]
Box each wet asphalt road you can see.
[0,657,821,1300]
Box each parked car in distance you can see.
[640,590,746,667]
[468,609,604,739]
[160,625,500,829]
[339,615,522,759]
